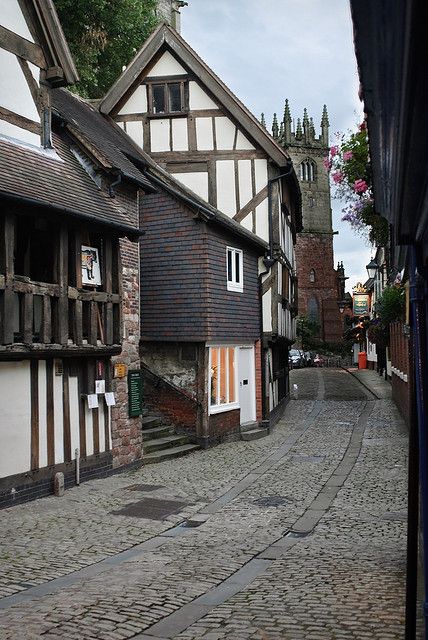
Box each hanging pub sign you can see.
[128,370,143,417]
[353,282,370,316]
[81,245,102,286]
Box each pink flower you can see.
[332,170,343,184]
[329,145,339,157]
[354,179,368,193]
[323,157,332,171]
[343,151,353,161]
[359,122,366,131]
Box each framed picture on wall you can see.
[81,246,102,286]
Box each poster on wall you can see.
[81,246,101,286]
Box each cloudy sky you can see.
[181,0,372,291]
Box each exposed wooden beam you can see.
[234,186,268,223]
[0,106,40,135]
[0,25,46,67]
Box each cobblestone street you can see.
[0,368,408,639]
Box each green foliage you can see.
[375,285,405,324]
[367,319,389,348]
[55,0,159,98]
[296,315,320,341]
[340,128,370,187]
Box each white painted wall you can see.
[1,0,34,41]
[255,199,269,242]
[53,368,64,464]
[85,406,94,457]
[216,160,236,216]
[262,289,272,332]
[215,117,235,150]
[254,159,268,193]
[172,117,188,151]
[238,159,252,209]
[148,51,186,76]
[0,50,40,123]
[240,214,253,232]
[189,81,218,110]
[125,120,144,148]
[69,376,80,459]
[38,360,48,469]
[196,117,213,150]
[150,118,170,152]
[174,171,209,201]
[118,85,147,115]
[236,130,255,150]
[0,119,40,146]
[0,361,31,478]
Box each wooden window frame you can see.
[146,77,189,118]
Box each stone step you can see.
[240,421,260,433]
[141,416,162,429]
[141,425,175,441]
[241,428,269,441]
[143,434,193,454]
[143,443,200,465]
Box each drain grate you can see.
[111,497,190,520]
[124,484,165,492]
[253,496,292,507]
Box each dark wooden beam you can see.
[0,25,46,67]
[62,360,71,462]
[46,359,55,466]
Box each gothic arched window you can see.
[308,296,319,324]
[299,159,316,182]
[309,269,315,283]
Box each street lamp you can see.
[366,257,378,279]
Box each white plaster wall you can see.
[150,118,170,151]
[240,214,252,232]
[99,404,106,453]
[28,63,40,86]
[262,289,272,332]
[148,51,186,76]
[118,85,147,115]
[0,119,40,146]
[216,160,236,216]
[53,369,64,464]
[189,81,218,110]
[69,376,80,460]
[172,117,188,151]
[254,158,268,193]
[196,117,213,150]
[0,50,40,122]
[0,361,31,478]
[117,122,125,130]
[85,406,94,457]
[236,130,255,150]
[215,117,235,150]
[174,172,209,202]
[1,0,34,41]
[38,360,48,469]
[125,120,143,148]
[255,199,269,242]
[277,262,282,295]
[238,160,252,209]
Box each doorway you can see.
[238,346,256,425]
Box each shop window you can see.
[209,346,238,412]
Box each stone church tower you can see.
[270,101,344,344]
[155,0,187,32]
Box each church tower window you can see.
[309,269,315,283]
[299,159,315,182]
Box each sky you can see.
[181,0,372,292]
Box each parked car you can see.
[289,349,305,368]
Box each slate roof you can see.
[0,132,140,235]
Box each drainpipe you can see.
[409,245,428,636]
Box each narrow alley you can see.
[0,368,407,640]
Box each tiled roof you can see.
[52,89,153,191]
[0,132,140,233]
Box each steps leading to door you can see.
[240,421,269,441]
[142,414,200,464]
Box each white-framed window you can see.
[209,346,238,413]
[226,247,243,292]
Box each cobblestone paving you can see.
[0,369,407,639]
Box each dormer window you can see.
[299,159,315,182]
[148,79,188,116]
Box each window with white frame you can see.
[209,346,238,412]
[226,247,243,292]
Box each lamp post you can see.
[366,257,378,279]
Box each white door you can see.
[238,346,256,425]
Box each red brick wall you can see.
[143,367,198,434]
[208,409,240,438]
[295,232,342,343]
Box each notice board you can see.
[128,370,143,417]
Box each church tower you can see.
[270,101,344,344]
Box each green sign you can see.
[353,293,369,316]
[128,370,143,417]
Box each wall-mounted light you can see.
[366,257,378,279]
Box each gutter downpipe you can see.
[409,245,428,635]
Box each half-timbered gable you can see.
[99,23,302,424]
